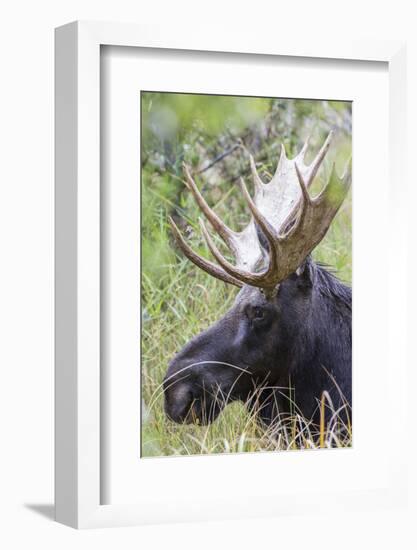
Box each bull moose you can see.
[163,132,352,432]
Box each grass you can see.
[142,369,352,457]
[141,164,352,457]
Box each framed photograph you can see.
[55,21,407,528]
[140,92,353,458]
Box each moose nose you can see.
[164,381,194,423]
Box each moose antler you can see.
[169,132,351,294]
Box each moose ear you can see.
[295,256,315,289]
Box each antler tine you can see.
[249,154,264,194]
[277,131,334,235]
[269,142,291,183]
[238,177,280,268]
[182,163,238,254]
[304,130,333,186]
[168,217,243,288]
[315,158,352,206]
[294,163,313,205]
[281,162,313,238]
[282,159,351,260]
[199,218,277,289]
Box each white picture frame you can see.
[55,21,407,529]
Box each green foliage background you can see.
[141,93,352,457]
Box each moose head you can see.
[164,133,352,426]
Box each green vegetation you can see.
[141,93,352,457]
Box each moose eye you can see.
[253,307,265,320]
